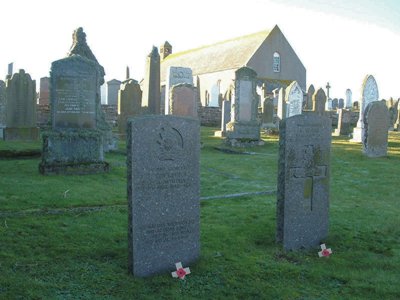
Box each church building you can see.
[160,25,306,107]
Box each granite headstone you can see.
[165,67,193,115]
[169,83,197,118]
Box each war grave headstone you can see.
[362,101,390,157]
[226,67,261,145]
[142,46,161,114]
[277,87,286,122]
[127,115,200,277]
[285,81,303,117]
[214,100,231,137]
[165,67,193,115]
[3,69,39,141]
[351,75,379,142]
[312,88,326,116]
[169,83,198,118]
[118,79,142,138]
[67,27,117,151]
[39,54,109,175]
[345,89,352,109]
[276,114,331,251]
[333,109,351,136]
[0,80,5,138]
[306,85,315,110]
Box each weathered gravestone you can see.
[169,83,198,118]
[306,85,315,110]
[345,89,352,109]
[276,114,331,251]
[333,109,351,136]
[331,98,338,110]
[388,98,398,131]
[338,98,344,109]
[214,100,231,137]
[325,98,333,111]
[261,97,275,128]
[4,69,38,141]
[165,67,193,115]
[0,81,5,138]
[226,67,261,144]
[106,79,121,105]
[38,77,50,105]
[127,115,200,277]
[118,79,142,137]
[285,81,303,117]
[362,101,390,157]
[39,55,109,175]
[351,75,379,142]
[394,100,400,131]
[312,88,326,116]
[142,46,161,114]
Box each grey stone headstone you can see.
[331,98,338,110]
[51,56,98,129]
[394,100,400,131]
[38,77,50,105]
[333,109,351,136]
[338,98,344,109]
[118,79,142,137]
[345,89,352,109]
[285,81,303,117]
[262,98,274,125]
[169,83,198,118]
[277,87,286,121]
[306,85,315,110]
[312,88,326,116]
[214,100,231,137]
[351,75,379,142]
[106,79,122,105]
[165,67,193,115]
[325,98,333,111]
[142,47,161,114]
[277,114,331,251]
[128,115,200,277]
[362,101,390,157]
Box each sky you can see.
[1,0,400,102]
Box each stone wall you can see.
[198,106,221,127]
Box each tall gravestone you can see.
[127,115,200,277]
[312,88,326,116]
[345,89,352,109]
[306,85,315,110]
[351,75,379,142]
[106,79,122,105]
[118,79,142,137]
[38,77,50,105]
[277,114,331,251]
[165,67,193,115]
[169,83,197,118]
[362,101,390,157]
[39,55,109,175]
[285,81,303,117]
[0,80,5,138]
[214,100,231,137]
[277,87,286,122]
[261,97,275,128]
[226,67,260,144]
[4,69,38,141]
[333,109,351,136]
[142,46,161,114]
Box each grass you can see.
[0,128,399,299]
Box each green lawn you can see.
[0,128,399,299]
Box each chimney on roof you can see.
[160,41,172,60]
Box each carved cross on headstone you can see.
[325,82,331,100]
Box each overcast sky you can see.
[1,0,400,101]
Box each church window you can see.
[273,52,280,73]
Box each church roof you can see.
[160,29,273,80]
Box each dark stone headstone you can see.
[338,98,344,109]
[128,115,200,277]
[277,114,331,251]
[362,101,390,157]
[306,85,315,110]
[333,109,351,136]
[312,88,326,116]
[331,98,338,110]
[262,98,274,125]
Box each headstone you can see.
[214,100,231,137]
[388,98,398,130]
[353,101,359,110]
[209,83,220,107]
[394,100,400,131]
[165,67,193,115]
[325,98,333,111]
[226,67,260,144]
[277,87,286,122]
[312,88,326,116]
[333,109,351,136]
[351,75,379,142]
[362,101,390,157]
[38,77,50,105]
[306,85,315,110]
[142,46,161,114]
[3,69,38,141]
[276,114,331,251]
[345,89,352,108]
[169,83,197,118]
[106,79,121,105]
[285,81,303,117]
[331,98,338,110]
[7,63,13,77]
[127,115,200,277]
[261,97,274,127]
[39,53,109,175]
[118,79,142,137]
[338,98,344,109]
[0,81,5,138]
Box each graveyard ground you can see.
[0,128,399,299]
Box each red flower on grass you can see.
[176,268,187,279]
[171,262,191,280]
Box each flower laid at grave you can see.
[171,262,191,280]
[318,244,332,257]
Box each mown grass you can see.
[0,128,399,299]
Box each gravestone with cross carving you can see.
[276,114,331,251]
